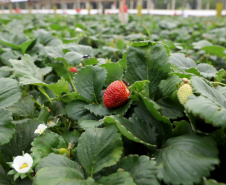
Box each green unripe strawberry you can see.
[58,148,70,157]
[177,78,193,105]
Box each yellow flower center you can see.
[48,121,53,126]
[19,163,28,170]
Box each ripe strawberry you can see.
[103,80,130,109]
[177,78,193,105]
[70,67,77,73]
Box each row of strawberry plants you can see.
[0,14,226,185]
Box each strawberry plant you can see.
[0,14,226,185]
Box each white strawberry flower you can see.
[75,27,83,32]
[48,120,56,127]
[34,124,47,134]
[12,153,33,174]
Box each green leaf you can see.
[85,99,132,117]
[0,66,13,78]
[186,95,226,127]
[129,80,150,101]
[36,153,83,176]
[77,125,123,176]
[7,96,35,117]
[45,45,64,60]
[110,99,133,116]
[203,178,226,185]
[38,107,49,124]
[0,108,15,147]
[155,76,182,117]
[45,78,70,97]
[0,36,36,54]
[1,50,21,66]
[73,66,107,102]
[216,69,225,82]
[157,75,181,98]
[105,96,172,148]
[104,116,155,149]
[19,38,37,54]
[118,52,127,70]
[64,44,93,56]
[63,44,93,65]
[169,53,196,69]
[0,37,20,50]
[0,170,12,185]
[119,155,160,185]
[202,46,226,58]
[191,76,225,105]
[139,95,172,127]
[116,39,125,50]
[161,40,177,50]
[156,134,219,185]
[197,63,218,79]
[0,78,22,108]
[97,169,136,185]
[192,40,213,49]
[47,44,92,62]
[66,100,96,121]
[100,63,123,86]
[31,132,67,161]
[173,120,192,137]
[62,130,80,146]
[0,119,41,162]
[185,77,226,127]
[47,37,63,46]
[50,101,66,116]
[130,102,172,146]
[157,97,184,119]
[64,51,84,65]
[84,58,99,66]
[57,91,86,103]
[9,54,52,85]
[185,67,202,76]
[78,120,104,130]
[33,29,52,45]
[35,168,95,185]
[84,103,109,117]
[126,37,147,43]
[125,42,171,95]
[218,86,226,97]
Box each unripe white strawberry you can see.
[177,78,193,105]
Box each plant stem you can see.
[67,70,77,92]
[32,97,42,109]
[210,82,226,86]
[141,24,151,41]
[90,167,94,178]
[38,87,52,104]
[63,60,77,92]
[27,173,33,181]
[68,120,71,131]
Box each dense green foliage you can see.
[0,14,226,185]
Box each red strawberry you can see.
[103,80,130,109]
[70,67,77,73]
